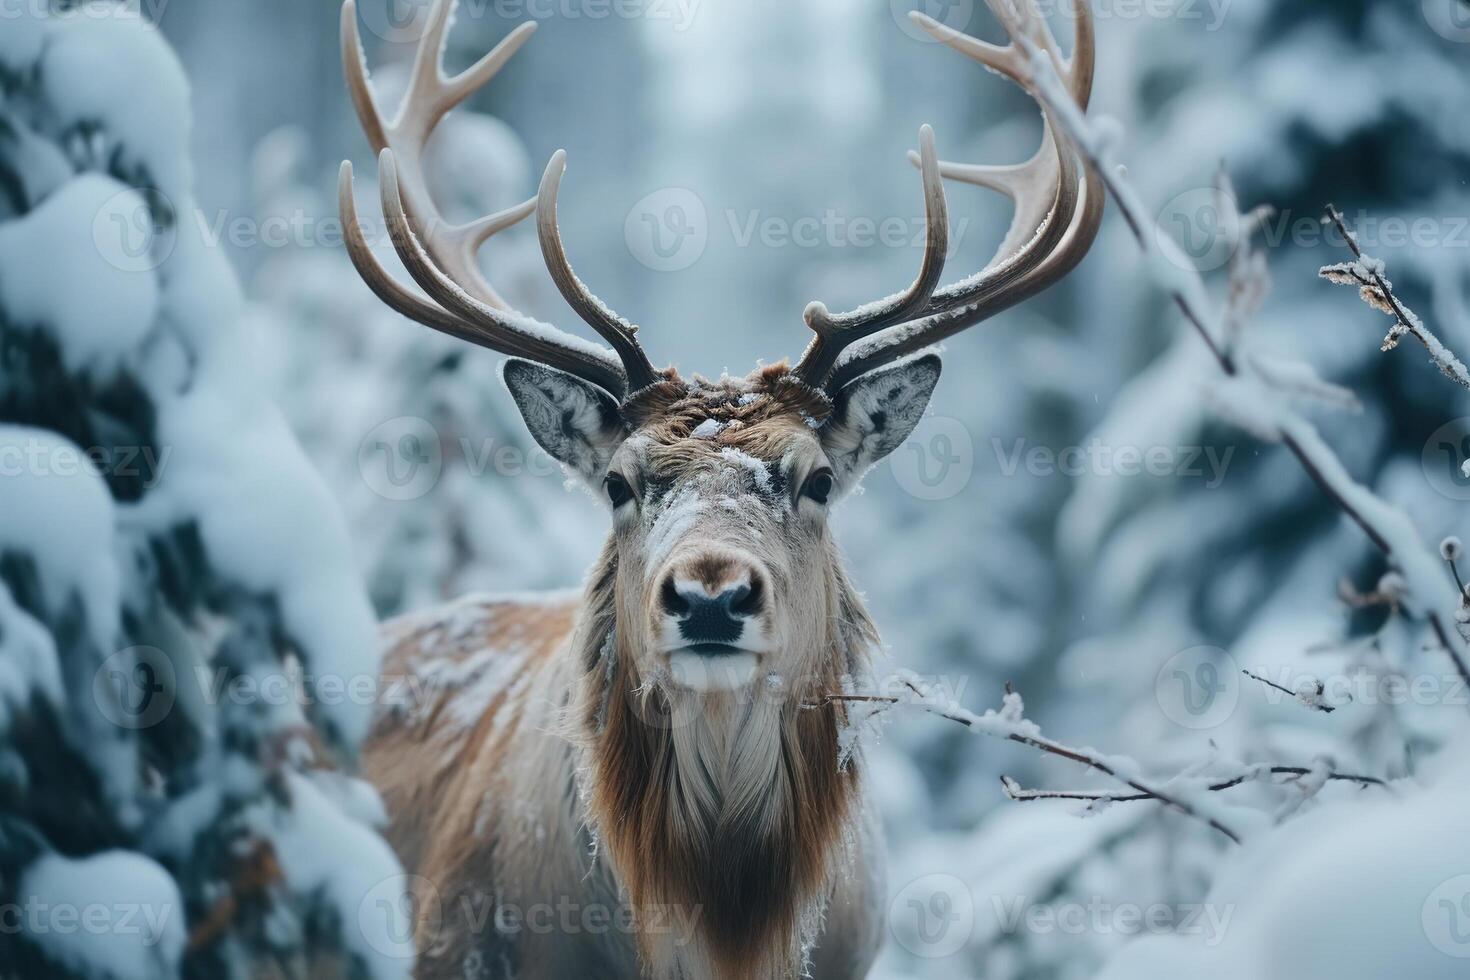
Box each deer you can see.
[336,0,1101,976]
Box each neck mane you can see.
[570,546,876,978]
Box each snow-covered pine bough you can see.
[336,0,1101,976]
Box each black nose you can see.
[661,578,763,645]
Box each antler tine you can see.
[804,0,1102,392]
[339,0,634,398]
[537,151,662,395]
[905,0,1089,272]
[339,160,498,345]
[343,154,628,396]
[341,0,535,312]
[792,125,949,388]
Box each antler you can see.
[793,0,1103,392]
[338,0,660,399]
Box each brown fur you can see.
[364,369,888,979]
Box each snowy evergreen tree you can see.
[0,5,407,978]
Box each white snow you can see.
[719,446,773,492]
[0,175,160,374]
[42,14,192,197]
[0,11,48,70]
[0,426,120,650]
[248,771,412,980]
[127,383,379,745]
[690,418,724,440]
[19,850,185,980]
[0,581,64,731]
[1096,727,1470,980]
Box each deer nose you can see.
[660,575,764,646]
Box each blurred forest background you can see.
[3,0,1469,977]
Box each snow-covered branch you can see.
[1020,40,1470,692]
[1001,765,1385,805]
[1320,205,1470,391]
[1240,669,1335,713]
[809,680,1246,843]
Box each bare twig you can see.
[1321,205,1470,391]
[1001,766,1387,804]
[1241,668,1336,713]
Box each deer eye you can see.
[801,468,835,506]
[604,472,634,509]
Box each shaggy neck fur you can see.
[571,540,877,979]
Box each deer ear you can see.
[502,359,626,486]
[821,354,941,489]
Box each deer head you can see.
[340,0,1099,969]
[340,0,1100,698]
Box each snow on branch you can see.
[1001,765,1386,805]
[1240,669,1335,713]
[808,679,1248,844]
[1018,39,1470,693]
[1320,205,1470,391]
